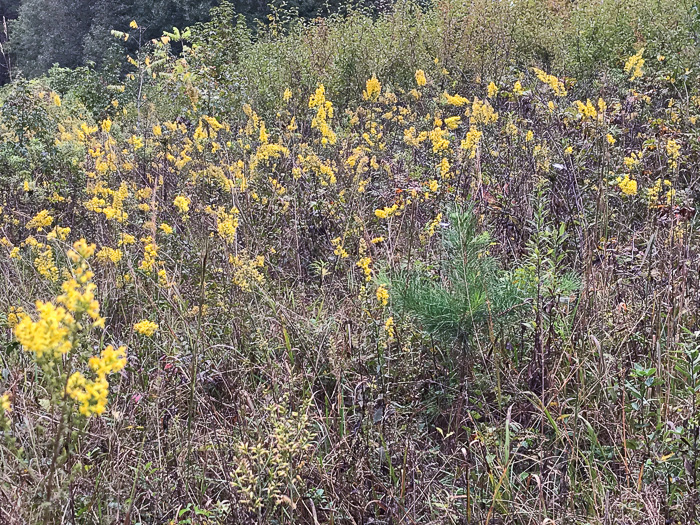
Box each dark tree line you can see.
[0,0,361,84]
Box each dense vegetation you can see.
[0,0,376,84]
[1,0,700,522]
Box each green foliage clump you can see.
[392,207,523,343]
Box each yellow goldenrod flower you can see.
[443,91,469,107]
[363,75,381,101]
[26,210,53,231]
[428,126,450,152]
[1,392,10,413]
[331,237,349,258]
[14,301,74,359]
[384,317,395,339]
[66,372,110,416]
[214,207,239,243]
[376,285,389,306]
[460,127,482,158]
[375,204,400,219]
[134,319,158,337]
[357,257,372,281]
[96,247,123,265]
[666,139,681,169]
[624,48,645,81]
[617,174,638,196]
[88,345,127,376]
[444,116,461,130]
[309,84,336,145]
[470,98,498,126]
[7,306,25,328]
[533,67,567,96]
[574,99,597,119]
[487,81,498,98]
[173,195,191,213]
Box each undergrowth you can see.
[1,0,700,523]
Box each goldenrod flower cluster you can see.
[533,67,567,97]
[309,84,337,145]
[376,285,389,306]
[14,301,73,359]
[617,174,638,196]
[229,254,265,291]
[666,139,681,169]
[173,195,191,213]
[646,179,675,206]
[213,206,240,244]
[443,91,469,107]
[0,392,10,413]
[139,236,159,273]
[356,256,372,281]
[624,48,645,81]
[67,344,126,416]
[575,99,598,120]
[363,75,382,101]
[13,240,124,417]
[25,210,53,231]
[96,246,123,265]
[134,319,158,337]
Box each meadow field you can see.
[1,0,700,522]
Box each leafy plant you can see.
[391,206,523,345]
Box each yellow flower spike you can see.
[375,204,400,219]
[1,392,11,413]
[443,91,469,107]
[533,67,567,96]
[487,82,498,98]
[173,195,190,213]
[444,116,461,130]
[384,317,395,339]
[357,257,372,281]
[26,210,53,231]
[66,372,111,417]
[624,48,645,81]
[309,84,336,145]
[460,127,482,159]
[89,345,127,376]
[376,285,390,307]
[14,301,74,359]
[331,237,349,259]
[134,319,158,337]
[363,75,381,101]
[96,247,123,265]
[415,69,427,87]
[617,174,638,196]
